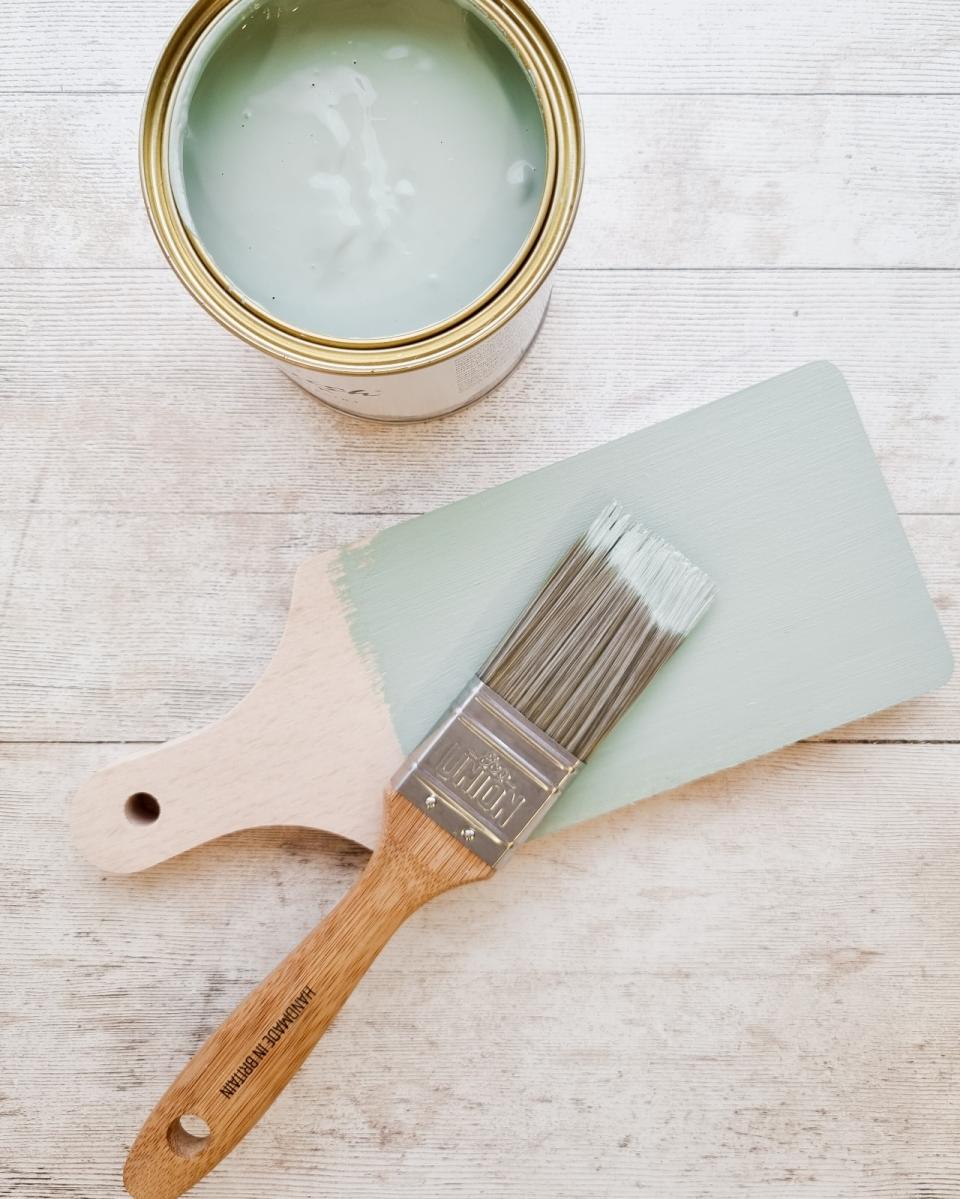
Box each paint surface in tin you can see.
[170,0,548,342]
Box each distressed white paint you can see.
[2,270,960,514]
[4,95,959,271]
[2,0,959,94]
[1,0,958,1192]
[5,743,960,1197]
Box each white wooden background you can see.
[2,1,959,1195]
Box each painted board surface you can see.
[336,360,951,837]
[70,362,951,870]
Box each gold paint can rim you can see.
[140,0,584,377]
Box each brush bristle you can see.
[478,501,715,760]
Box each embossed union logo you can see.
[432,741,527,829]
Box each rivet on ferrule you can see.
[392,678,582,868]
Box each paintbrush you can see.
[123,501,715,1199]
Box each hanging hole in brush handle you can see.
[122,790,492,1199]
[166,1115,210,1158]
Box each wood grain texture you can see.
[123,790,492,1199]
[3,741,960,1196]
[1,268,959,516]
[35,363,960,876]
[4,95,960,270]
[0,510,954,749]
[324,364,951,843]
[2,0,958,1191]
[2,0,958,95]
[68,551,399,872]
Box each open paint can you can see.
[141,0,583,421]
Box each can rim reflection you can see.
[164,0,558,350]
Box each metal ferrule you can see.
[392,679,581,868]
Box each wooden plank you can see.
[0,510,952,745]
[0,513,390,743]
[1,0,958,96]
[58,358,957,874]
[2,95,959,271]
[1,268,957,516]
[122,790,494,1199]
[3,1,957,1194]
[3,741,959,1195]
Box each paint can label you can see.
[281,277,552,421]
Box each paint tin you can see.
[141,0,583,422]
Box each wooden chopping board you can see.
[70,362,952,873]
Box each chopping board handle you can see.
[69,554,394,874]
[69,724,264,874]
[123,789,492,1199]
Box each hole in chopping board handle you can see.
[167,1114,211,1158]
[125,792,161,825]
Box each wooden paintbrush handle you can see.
[123,790,492,1199]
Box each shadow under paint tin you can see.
[141,0,583,421]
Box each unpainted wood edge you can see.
[69,551,391,873]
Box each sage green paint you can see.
[335,362,952,837]
[169,0,547,340]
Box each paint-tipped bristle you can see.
[479,502,715,761]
